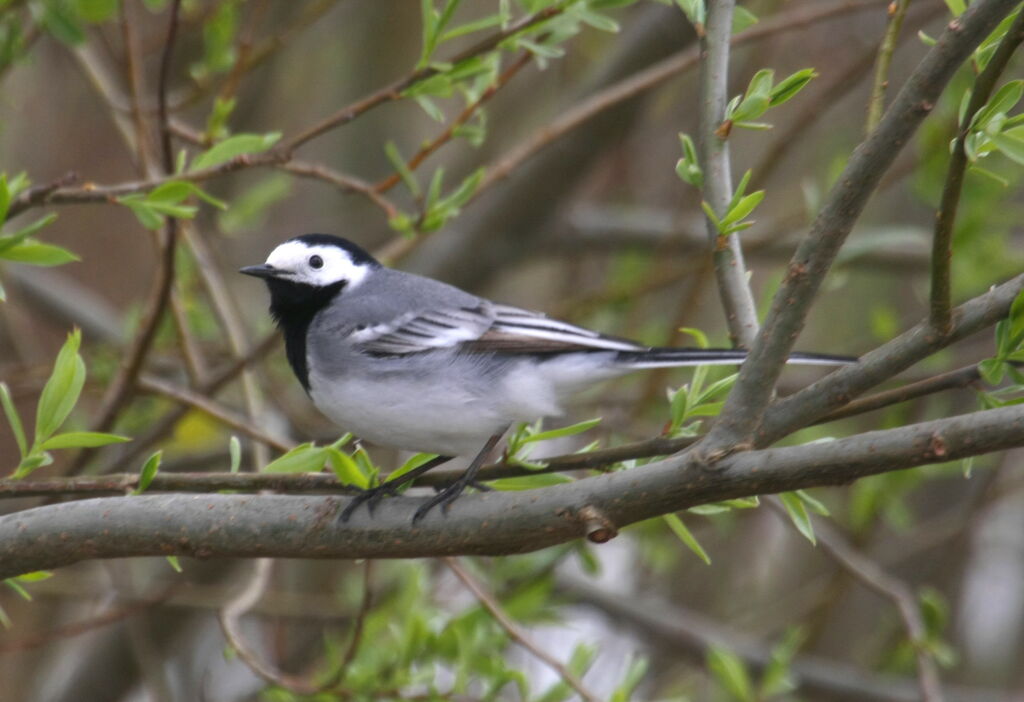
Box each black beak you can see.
[239,264,280,279]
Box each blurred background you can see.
[0,0,1023,700]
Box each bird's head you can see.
[240,233,380,322]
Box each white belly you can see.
[307,370,531,456]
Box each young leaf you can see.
[190,132,281,171]
[707,646,754,702]
[263,443,329,474]
[663,513,711,564]
[780,491,816,544]
[769,68,817,107]
[520,417,601,444]
[135,451,162,494]
[34,329,86,442]
[0,382,27,458]
[0,240,78,266]
[40,432,130,450]
[487,473,573,490]
[327,447,370,488]
[228,435,242,473]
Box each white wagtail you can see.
[241,234,854,521]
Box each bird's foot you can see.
[338,482,402,522]
[412,473,477,523]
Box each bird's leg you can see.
[339,454,453,522]
[412,431,506,523]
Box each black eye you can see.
[309,255,323,269]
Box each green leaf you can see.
[769,68,817,107]
[943,0,965,16]
[327,447,370,488]
[0,213,60,253]
[228,435,242,473]
[5,578,30,601]
[14,452,54,478]
[440,12,506,42]
[147,180,227,209]
[384,141,421,198]
[0,174,11,224]
[40,431,130,450]
[14,570,52,583]
[0,382,27,458]
[990,128,1024,165]
[610,656,649,702]
[77,0,120,23]
[165,556,182,572]
[190,132,281,171]
[663,513,711,564]
[41,0,87,45]
[720,190,765,228]
[263,443,328,474]
[118,199,163,229]
[780,491,816,544]
[34,329,86,442]
[794,489,830,516]
[0,240,79,266]
[135,450,162,494]
[521,417,601,444]
[707,646,754,702]
[487,473,573,490]
[731,6,758,33]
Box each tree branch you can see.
[474,0,888,202]
[81,0,185,459]
[766,272,1024,440]
[281,4,565,153]
[696,0,759,348]
[767,498,945,702]
[444,558,601,702]
[703,0,1020,451]
[2,402,1023,578]
[930,9,1024,334]
[865,0,912,134]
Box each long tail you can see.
[614,347,857,369]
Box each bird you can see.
[241,233,855,522]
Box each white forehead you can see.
[265,240,369,288]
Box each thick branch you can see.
[2,403,1023,578]
[703,0,1019,450]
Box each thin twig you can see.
[0,584,179,654]
[180,222,271,469]
[282,4,565,152]
[373,50,534,193]
[816,363,984,424]
[474,0,889,202]
[697,0,759,348]
[866,0,912,134]
[444,558,601,702]
[930,9,1024,334]
[80,0,185,468]
[767,498,945,702]
[105,331,280,474]
[136,374,292,452]
[280,161,398,220]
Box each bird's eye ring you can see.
[309,255,324,269]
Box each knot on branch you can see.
[576,505,618,544]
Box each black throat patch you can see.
[265,278,347,391]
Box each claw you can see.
[337,454,454,523]
[411,475,473,523]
